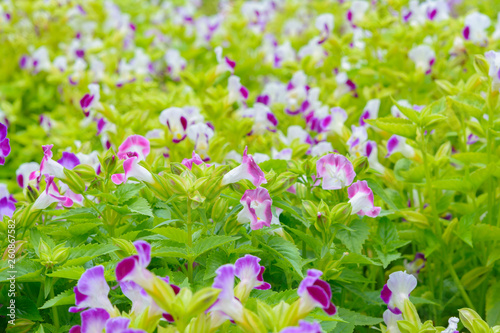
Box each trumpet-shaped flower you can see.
[364,141,385,174]
[117,135,150,161]
[111,156,154,185]
[408,45,435,74]
[182,151,207,170]
[463,12,490,45]
[237,187,273,230]
[187,122,214,160]
[485,51,500,92]
[165,49,186,80]
[383,309,403,333]
[69,265,114,314]
[241,103,278,135]
[442,317,460,333]
[386,135,415,158]
[69,308,110,333]
[80,84,100,117]
[380,271,417,314]
[215,46,236,74]
[315,14,334,44]
[116,241,155,289]
[359,99,380,126]
[404,253,426,277]
[210,264,243,324]
[0,185,16,219]
[347,1,370,27]
[316,154,356,190]
[222,147,267,187]
[33,176,74,209]
[228,75,249,104]
[347,180,381,217]
[285,71,309,115]
[0,123,10,165]
[159,107,189,143]
[234,254,271,300]
[298,269,337,315]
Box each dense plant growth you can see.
[0,0,500,332]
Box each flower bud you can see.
[62,168,86,194]
[102,153,117,175]
[24,185,39,203]
[474,54,489,77]
[171,162,188,175]
[295,183,308,199]
[211,197,228,223]
[112,238,136,257]
[459,308,484,333]
[352,156,369,175]
[330,202,351,224]
[164,173,189,195]
[73,164,97,182]
[266,172,297,196]
[186,288,220,318]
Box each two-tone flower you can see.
[240,103,278,135]
[215,46,236,74]
[32,176,74,209]
[347,180,381,217]
[70,310,146,333]
[408,45,435,74]
[404,253,426,277]
[111,135,153,185]
[0,123,10,165]
[280,320,322,333]
[485,51,500,91]
[383,309,403,333]
[187,122,214,160]
[463,12,491,45]
[315,14,334,44]
[234,254,271,301]
[380,271,417,314]
[80,84,101,117]
[222,147,267,187]
[386,135,415,158]
[285,71,309,115]
[347,0,370,27]
[298,269,337,316]
[69,265,115,314]
[359,99,380,126]
[0,184,16,219]
[116,241,155,289]
[316,154,356,190]
[165,49,186,80]
[237,187,273,230]
[228,76,249,105]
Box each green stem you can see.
[447,261,475,310]
[49,280,60,329]
[187,202,193,283]
[487,100,495,226]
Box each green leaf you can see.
[259,236,304,277]
[259,159,288,173]
[455,213,475,247]
[473,224,500,242]
[116,183,145,203]
[127,197,153,217]
[341,253,381,266]
[191,235,240,258]
[338,308,383,326]
[0,296,42,321]
[391,97,419,123]
[63,243,119,267]
[452,152,493,165]
[47,266,85,280]
[447,93,485,119]
[39,289,75,309]
[337,220,370,254]
[375,249,401,268]
[151,227,188,244]
[366,179,398,210]
[203,250,227,280]
[368,117,417,139]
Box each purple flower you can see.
[280,320,322,333]
[69,308,110,333]
[347,0,369,27]
[159,107,189,143]
[315,14,334,44]
[222,147,267,187]
[182,151,206,170]
[39,145,66,180]
[33,176,74,210]
[408,45,435,75]
[187,122,214,160]
[58,152,80,170]
[383,309,403,333]
[298,269,337,316]
[467,133,479,145]
[404,253,426,277]
[210,264,243,324]
[386,135,415,158]
[359,99,380,126]
[347,180,381,217]
[0,185,16,219]
[364,141,385,174]
[116,241,154,289]
[237,187,273,230]
[111,156,154,185]
[316,154,356,190]
[463,12,491,45]
[228,75,249,105]
[165,49,187,80]
[69,265,114,314]
[485,51,500,91]
[380,271,417,314]
[285,71,309,115]
[240,103,278,135]
[80,84,100,117]
[234,255,271,301]
[0,123,11,165]
[215,46,236,74]
[105,317,147,333]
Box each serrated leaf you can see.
[204,250,228,280]
[259,159,288,173]
[366,179,398,210]
[338,308,383,326]
[375,249,401,268]
[369,117,417,139]
[191,235,240,258]
[151,226,188,244]
[127,197,153,216]
[337,220,370,254]
[116,183,145,203]
[64,243,119,267]
[39,289,75,309]
[258,236,304,277]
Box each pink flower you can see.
[347,180,381,217]
[237,187,273,230]
[298,269,337,316]
[316,154,356,190]
[222,147,267,187]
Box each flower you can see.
[442,317,460,333]
[347,180,381,217]
[386,135,415,158]
[222,147,267,187]
[210,264,243,325]
[111,155,154,185]
[39,145,66,180]
[58,152,81,170]
[116,135,150,161]
[0,123,10,165]
[316,154,356,190]
[80,84,100,117]
[240,103,278,135]
[310,142,334,157]
[182,151,207,170]
[33,176,74,210]
[329,107,348,135]
[463,12,490,45]
[215,46,236,74]
[359,99,380,126]
[116,241,154,289]
[347,0,370,27]
[298,269,337,316]
[404,253,426,277]
[69,265,115,314]
[16,162,39,188]
[237,187,273,230]
[228,75,249,104]
[165,49,186,80]
[234,255,271,301]
[408,45,435,74]
[467,133,479,145]
[104,317,147,333]
[187,122,214,160]
[69,308,110,333]
[0,185,16,219]
[315,14,334,44]
[364,141,385,174]
[347,125,368,157]
[159,107,189,143]
[380,271,418,314]
[280,320,323,333]
[285,71,309,115]
[383,309,403,333]
[485,51,500,91]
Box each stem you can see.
[49,281,60,329]
[487,99,495,226]
[187,202,193,283]
[447,261,475,310]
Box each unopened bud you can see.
[73,164,97,182]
